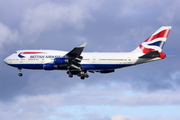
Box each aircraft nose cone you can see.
[4,57,10,65]
[4,58,8,64]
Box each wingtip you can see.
[79,42,87,47]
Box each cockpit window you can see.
[14,52,17,54]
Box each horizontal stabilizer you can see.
[139,51,160,58]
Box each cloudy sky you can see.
[1,0,180,120]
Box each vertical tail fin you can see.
[132,26,172,54]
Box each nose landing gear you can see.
[18,73,23,76]
[18,68,23,77]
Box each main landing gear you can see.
[18,68,23,77]
[78,71,89,80]
[67,71,73,78]
[67,70,89,80]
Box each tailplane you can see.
[132,26,172,54]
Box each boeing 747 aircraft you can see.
[4,26,171,79]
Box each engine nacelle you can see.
[43,63,55,70]
[100,69,115,73]
[54,58,69,65]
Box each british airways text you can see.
[30,55,61,58]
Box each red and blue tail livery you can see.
[4,26,172,79]
[133,26,171,54]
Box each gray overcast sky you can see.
[1,0,180,120]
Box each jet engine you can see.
[54,58,69,65]
[43,63,55,70]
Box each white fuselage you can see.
[4,50,160,70]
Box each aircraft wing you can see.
[63,42,87,72]
[65,42,87,58]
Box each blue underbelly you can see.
[9,63,130,70]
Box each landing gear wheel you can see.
[18,73,23,77]
[69,74,73,78]
[67,70,73,78]
[81,76,85,80]
[85,74,89,78]
[67,71,70,74]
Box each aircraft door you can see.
[20,58,23,64]
[127,57,131,64]
[92,56,96,63]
